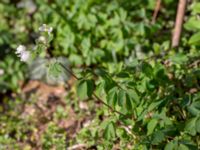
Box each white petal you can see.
[20,51,30,62]
[48,27,53,34]
[39,24,47,32]
[38,36,46,43]
[16,45,26,54]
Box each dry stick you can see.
[151,0,161,24]
[67,144,86,150]
[172,0,187,48]
[59,63,126,117]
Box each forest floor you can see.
[1,79,95,149]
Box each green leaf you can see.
[170,53,188,64]
[103,77,116,93]
[77,79,94,100]
[48,62,63,77]
[148,101,162,112]
[193,3,200,14]
[189,31,200,45]
[127,89,140,105]
[153,43,160,54]
[164,142,174,150]
[195,117,200,133]
[81,38,91,57]
[187,101,200,116]
[116,72,130,78]
[177,144,189,150]
[184,17,200,31]
[151,130,165,144]
[29,58,47,80]
[185,117,197,136]
[69,54,83,65]
[118,89,126,106]
[147,119,158,135]
[125,93,133,111]
[94,68,108,78]
[141,62,153,77]
[106,87,118,107]
[103,122,116,140]
[86,79,94,98]
[77,80,88,100]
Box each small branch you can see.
[59,63,79,80]
[93,93,125,116]
[172,0,187,48]
[151,0,161,24]
[121,125,136,139]
[67,143,86,150]
[91,70,136,120]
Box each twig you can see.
[93,93,125,116]
[172,0,187,48]
[151,0,161,24]
[59,63,79,80]
[121,125,136,139]
[67,143,86,150]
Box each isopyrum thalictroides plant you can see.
[16,24,200,149]
[16,24,53,62]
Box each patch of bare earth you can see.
[19,80,81,149]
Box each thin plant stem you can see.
[59,63,126,117]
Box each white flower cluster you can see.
[16,45,30,62]
[16,24,53,62]
[38,24,53,35]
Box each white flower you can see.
[47,27,53,35]
[16,45,30,62]
[39,24,53,35]
[0,69,4,76]
[16,45,26,54]
[38,36,47,43]
[38,24,47,32]
[20,51,30,62]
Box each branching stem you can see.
[59,63,126,117]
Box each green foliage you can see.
[77,79,94,100]
[103,121,116,140]
[29,57,70,85]
[0,56,25,93]
[185,2,200,45]
[1,0,200,149]
[41,122,66,150]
